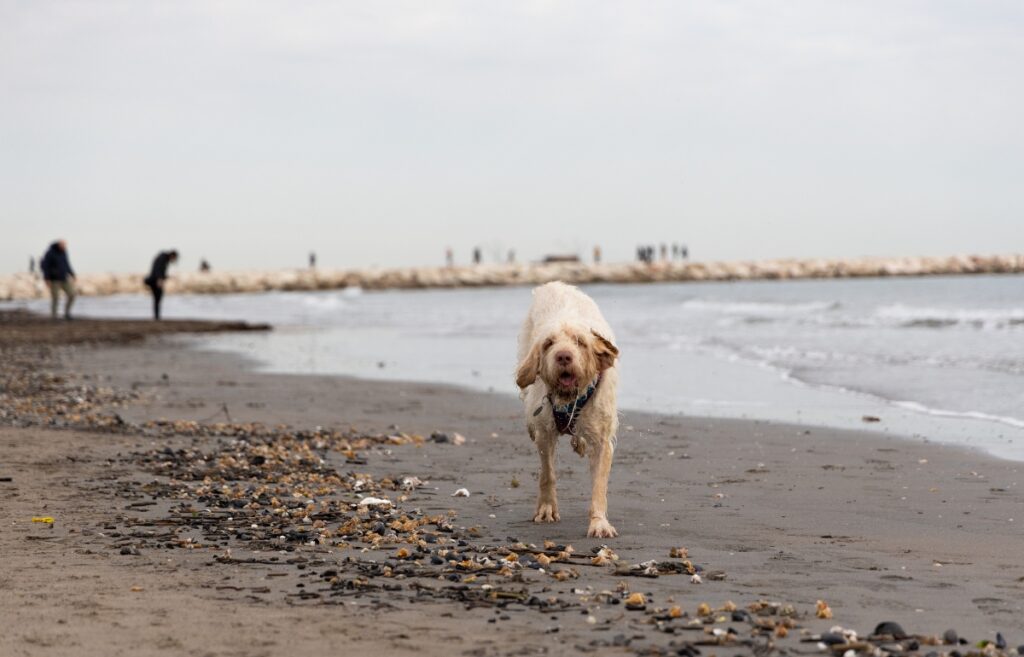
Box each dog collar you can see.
[549,373,602,435]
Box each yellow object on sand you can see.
[31,516,54,524]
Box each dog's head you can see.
[516,325,619,400]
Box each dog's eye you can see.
[542,338,554,351]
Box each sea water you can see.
[14,274,1023,460]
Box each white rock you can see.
[358,496,392,507]
[452,488,470,497]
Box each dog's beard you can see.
[546,366,583,401]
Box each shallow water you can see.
[11,274,1024,460]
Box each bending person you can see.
[144,249,178,320]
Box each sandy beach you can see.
[2,315,1022,657]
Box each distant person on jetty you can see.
[309,252,316,269]
[445,247,454,267]
[144,250,178,320]
[29,256,36,275]
[593,246,602,264]
[199,258,211,272]
[40,239,76,319]
[473,247,481,265]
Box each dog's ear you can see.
[590,330,619,371]
[515,341,543,389]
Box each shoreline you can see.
[2,316,1023,656]
[2,253,1023,300]
[3,315,1024,655]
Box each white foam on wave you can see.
[891,401,1024,430]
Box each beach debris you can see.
[690,574,702,584]
[816,600,834,619]
[451,488,470,497]
[669,546,689,559]
[358,497,392,507]
[400,476,423,489]
[624,592,646,610]
[862,415,881,423]
[872,621,907,640]
[452,433,466,446]
[510,476,520,488]
[591,545,619,566]
[31,516,55,524]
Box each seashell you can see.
[624,592,646,610]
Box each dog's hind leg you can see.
[533,434,559,523]
[586,439,618,538]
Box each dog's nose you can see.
[555,350,573,366]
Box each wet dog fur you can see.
[515,281,620,538]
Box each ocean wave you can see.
[874,304,1024,330]
[681,299,840,315]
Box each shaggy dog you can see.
[515,282,620,538]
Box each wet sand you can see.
[2,317,1023,656]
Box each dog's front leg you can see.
[533,434,559,523]
[587,439,618,538]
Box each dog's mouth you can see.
[557,371,578,390]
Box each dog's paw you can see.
[533,503,560,523]
[587,517,618,538]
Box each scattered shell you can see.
[816,600,833,620]
[451,488,470,497]
[625,592,646,610]
[357,497,392,507]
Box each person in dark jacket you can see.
[40,239,76,319]
[144,250,178,320]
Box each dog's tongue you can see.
[559,373,577,388]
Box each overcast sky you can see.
[1,1,1022,274]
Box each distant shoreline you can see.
[2,253,1022,300]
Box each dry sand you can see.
[2,320,1023,656]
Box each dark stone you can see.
[943,629,958,644]
[820,633,847,646]
[873,622,908,639]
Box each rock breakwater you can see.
[2,253,1021,301]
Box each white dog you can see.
[515,281,620,538]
